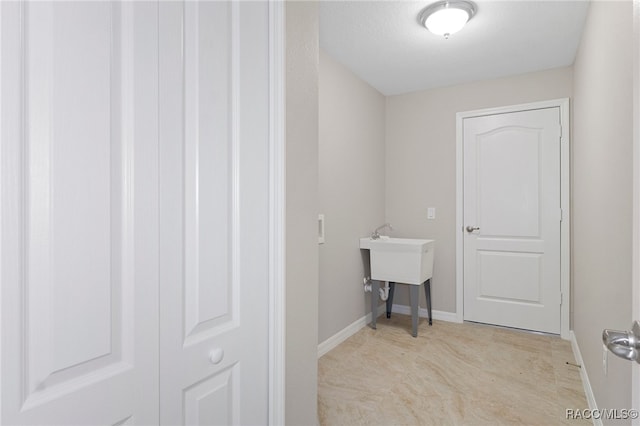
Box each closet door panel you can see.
[0,2,159,424]
[159,1,270,424]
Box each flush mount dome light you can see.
[419,0,477,39]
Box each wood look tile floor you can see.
[318,315,589,425]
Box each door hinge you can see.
[559,124,563,139]
[560,292,564,306]
[559,208,563,222]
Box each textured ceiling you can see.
[320,1,590,96]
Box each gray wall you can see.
[286,2,319,424]
[316,59,572,342]
[572,0,633,417]
[318,50,386,343]
[384,68,573,312]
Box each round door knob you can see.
[209,348,224,365]
[466,226,480,233]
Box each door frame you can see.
[455,98,571,339]
[632,0,639,420]
[268,1,286,425]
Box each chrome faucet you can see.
[371,223,393,240]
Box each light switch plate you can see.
[427,207,436,220]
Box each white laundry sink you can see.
[359,237,435,285]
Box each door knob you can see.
[602,321,640,363]
[209,348,225,365]
[465,226,480,233]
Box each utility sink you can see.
[360,237,435,285]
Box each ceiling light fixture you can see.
[419,0,477,39]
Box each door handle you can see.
[465,226,480,233]
[602,321,640,363]
[209,348,225,365]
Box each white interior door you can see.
[463,107,562,334]
[158,2,270,424]
[632,1,640,419]
[1,2,159,424]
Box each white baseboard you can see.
[570,330,601,426]
[317,305,385,358]
[317,304,460,359]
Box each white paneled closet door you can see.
[158,2,270,424]
[1,1,272,425]
[1,1,160,424]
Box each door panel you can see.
[463,108,561,333]
[159,2,269,424]
[477,127,541,237]
[28,0,115,383]
[477,251,542,302]
[1,2,159,424]
[182,0,234,344]
[183,365,237,426]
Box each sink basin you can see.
[360,237,435,285]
